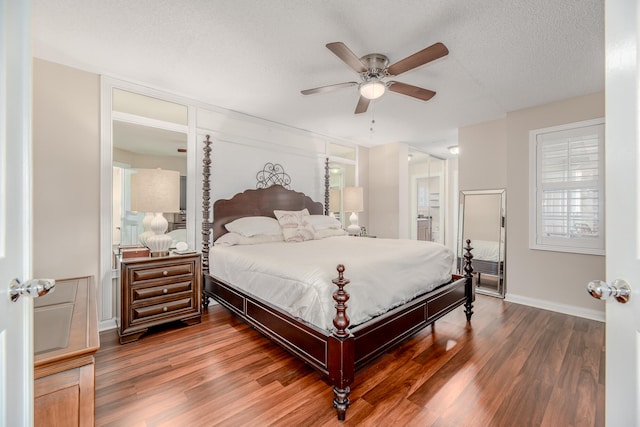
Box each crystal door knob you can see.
[9,278,55,302]
[587,279,631,304]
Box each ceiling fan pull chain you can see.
[370,104,376,133]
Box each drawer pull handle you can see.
[163,271,168,276]
[163,288,168,294]
[163,306,168,312]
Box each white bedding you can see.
[468,240,502,262]
[210,236,453,330]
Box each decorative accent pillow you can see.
[309,215,342,230]
[314,228,347,239]
[224,216,282,237]
[273,209,315,242]
[214,232,284,246]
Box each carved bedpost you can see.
[463,239,474,321]
[324,157,330,216]
[202,135,212,309]
[332,264,350,337]
[330,264,353,421]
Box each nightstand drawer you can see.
[116,253,202,344]
[132,262,194,282]
[132,297,193,320]
[133,280,193,301]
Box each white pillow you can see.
[314,228,347,239]
[273,209,315,242]
[215,232,284,246]
[224,216,282,237]
[309,215,342,230]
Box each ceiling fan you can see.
[301,41,449,114]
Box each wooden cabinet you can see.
[417,217,432,241]
[116,253,202,343]
[34,276,99,427]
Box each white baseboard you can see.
[504,293,605,322]
[99,318,117,332]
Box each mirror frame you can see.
[99,77,197,325]
[457,189,506,298]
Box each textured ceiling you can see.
[32,0,604,159]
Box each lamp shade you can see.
[131,168,180,214]
[329,188,342,212]
[343,186,363,213]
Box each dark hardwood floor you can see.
[95,295,605,427]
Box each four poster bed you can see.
[199,136,475,421]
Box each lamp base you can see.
[145,213,172,256]
[150,251,170,257]
[347,212,360,236]
[138,212,154,246]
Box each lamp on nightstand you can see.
[343,186,363,235]
[131,168,180,257]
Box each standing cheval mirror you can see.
[458,189,506,298]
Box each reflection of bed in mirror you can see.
[167,228,187,248]
[458,239,504,283]
[458,189,506,298]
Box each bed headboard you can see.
[212,185,323,241]
[201,135,329,273]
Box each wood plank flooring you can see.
[95,295,605,426]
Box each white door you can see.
[603,0,640,425]
[0,1,34,426]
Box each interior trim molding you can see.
[505,293,605,322]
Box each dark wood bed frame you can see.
[199,136,475,421]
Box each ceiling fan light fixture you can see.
[359,80,386,100]
[448,145,459,155]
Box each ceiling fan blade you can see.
[326,42,369,73]
[301,81,358,95]
[387,42,449,76]
[354,96,370,114]
[388,81,436,101]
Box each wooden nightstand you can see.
[116,253,202,344]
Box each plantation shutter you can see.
[532,122,605,254]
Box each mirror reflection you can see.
[327,143,357,229]
[111,90,188,256]
[409,150,444,244]
[458,189,506,297]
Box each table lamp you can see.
[131,168,180,257]
[343,186,363,235]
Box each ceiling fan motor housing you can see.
[360,53,389,80]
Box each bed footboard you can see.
[202,261,473,421]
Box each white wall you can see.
[358,146,370,230]
[446,157,459,253]
[368,142,409,238]
[459,118,507,191]
[33,59,100,280]
[196,107,337,206]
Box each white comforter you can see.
[468,240,502,262]
[210,236,453,330]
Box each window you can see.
[529,118,605,255]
